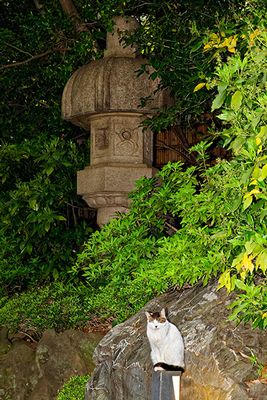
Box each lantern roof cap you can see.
[61,16,171,129]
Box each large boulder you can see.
[86,284,267,400]
[0,329,103,400]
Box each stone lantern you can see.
[62,16,170,226]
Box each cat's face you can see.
[145,309,167,330]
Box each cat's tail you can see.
[153,363,184,373]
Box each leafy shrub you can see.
[71,157,247,321]
[56,375,89,400]
[0,136,93,293]
[0,282,93,333]
[0,0,99,292]
[72,29,267,328]
[209,29,267,328]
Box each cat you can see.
[145,308,185,372]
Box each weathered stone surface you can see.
[0,329,103,400]
[61,17,169,127]
[0,328,11,355]
[62,16,171,226]
[78,163,156,225]
[86,284,267,400]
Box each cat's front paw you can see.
[154,366,164,371]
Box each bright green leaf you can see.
[45,166,54,176]
[231,90,242,111]
[29,199,39,211]
[211,90,227,111]
[243,195,253,210]
[260,164,267,180]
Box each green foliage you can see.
[56,375,89,400]
[210,29,267,329]
[72,163,198,319]
[72,14,267,328]
[72,156,252,322]
[0,283,93,333]
[1,0,266,333]
[122,0,267,131]
[228,280,267,329]
[0,0,101,290]
[0,135,93,290]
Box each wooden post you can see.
[152,370,181,400]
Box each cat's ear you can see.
[160,308,166,318]
[145,311,151,320]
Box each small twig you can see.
[1,45,71,70]
[156,139,196,164]
[18,331,38,343]
[33,0,44,13]
[5,42,33,57]
[7,102,27,108]
[84,21,99,28]
[0,50,52,70]
[165,222,178,232]
[70,200,78,226]
[156,139,180,153]
[125,2,155,11]
[66,202,83,209]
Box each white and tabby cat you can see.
[145,308,185,372]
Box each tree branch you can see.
[33,0,45,14]
[156,139,197,165]
[173,125,198,164]
[165,222,178,232]
[58,0,80,20]
[0,50,52,70]
[5,42,33,57]
[58,0,89,33]
[58,0,99,51]
[1,44,71,70]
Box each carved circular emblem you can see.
[121,130,132,140]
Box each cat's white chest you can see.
[146,321,185,368]
[147,324,169,343]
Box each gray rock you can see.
[0,329,103,400]
[86,284,267,400]
[0,340,36,400]
[0,328,11,355]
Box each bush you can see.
[0,136,94,293]
[71,158,245,321]
[56,375,89,400]
[71,29,267,328]
[209,28,267,328]
[0,0,97,292]
[0,282,93,333]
